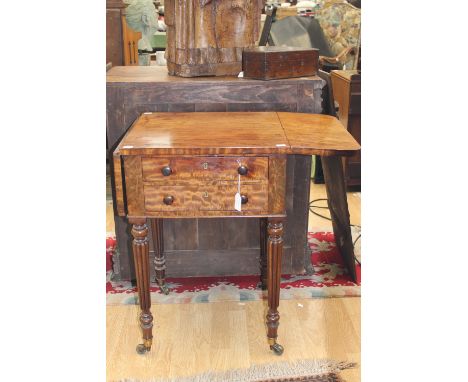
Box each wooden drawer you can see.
[143,181,268,212]
[141,156,268,182]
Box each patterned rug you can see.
[116,359,356,382]
[106,231,361,305]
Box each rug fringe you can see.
[117,359,356,382]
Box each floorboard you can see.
[106,182,361,382]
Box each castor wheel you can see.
[136,344,148,354]
[270,343,284,356]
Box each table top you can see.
[106,65,323,84]
[115,112,360,157]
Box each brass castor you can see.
[136,344,148,354]
[136,339,152,354]
[270,343,284,356]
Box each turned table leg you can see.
[259,218,268,290]
[266,217,285,355]
[130,218,154,354]
[150,219,169,295]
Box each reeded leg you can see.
[151,219,169,295]
[130,218,153,354]
[258,218,268,290]
[266,217,285,355]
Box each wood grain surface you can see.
[243,47,319,80]
[106,298,361,382]
[141,156,268,182]
[116,112,288,156]
[123,156,144,216]
[277,112,361,156]
[268,155,287,215]
[106,65,323,84]
[115,112,360,157]
[143,180,268,213]
[112,153,125,216]
[164,0,263,77]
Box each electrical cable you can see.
[309,198,361,265]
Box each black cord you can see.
[309,198,361,265]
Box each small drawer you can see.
[141,156,268,182]
[143,181,268,213]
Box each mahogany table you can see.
[113,111,360,355]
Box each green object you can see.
[151,32,167,49]
[311,155,316,178]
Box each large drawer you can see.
[143,181,268,213]
[141,156,268,182]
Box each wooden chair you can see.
[106,0,141,66]
[122,18,141,66]
[314,0,361,69]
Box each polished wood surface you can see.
[277,112,360,156]
[266,217,285,354]
[106,298,361,382]
[141,156,269,182]
[107,65,324,280]
[331,70,361,186]
[116,112,287,156]
[164,0,263,76]
[115,112,360,157]
[143,180,269,215]
[129,217,153,352]
[243,47,319,80]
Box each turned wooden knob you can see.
[163,195,174,205]
[238,165,249,176]
[241,194,248,204]
[161,166,172,176]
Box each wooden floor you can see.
[106,182,361,382]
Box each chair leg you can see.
[321,156,357,282]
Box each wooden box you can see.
[242,46,319,80]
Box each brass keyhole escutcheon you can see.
[203,191,209,198]
[202,162,209,170]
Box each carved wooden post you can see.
[164,0,263,77]
[266,217,285,355]
[150,219,169,294]
[130,217,154,354]
[259,218,268,290]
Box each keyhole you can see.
[203,191,209,198]
[202,162,208,170]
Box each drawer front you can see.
[141,156,268,182]
[143,181,268,212]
